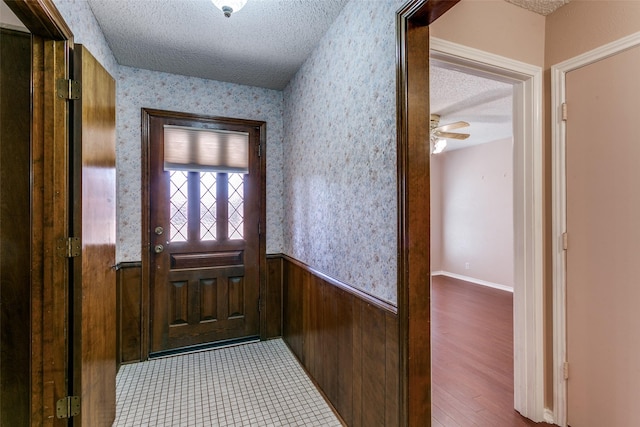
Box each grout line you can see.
[114,338,342,426]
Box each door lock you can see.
[154,226,164,235]
[154,244,164,254]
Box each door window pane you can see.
[200,172,217,241]
[228,173,244,240]
[169,171,188,242]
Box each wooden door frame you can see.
[395,1,458,425]
[551,31,640,427]
[141,108,267,359]
[4,0,73,424]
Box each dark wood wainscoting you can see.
[265,255,283,338]
[116,262,143,367]
[281,255,399,427]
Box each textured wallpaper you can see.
[117,66,284,261]
[53,1,284,262]
[53,0,119,77]
[283,0,403,305]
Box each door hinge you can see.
[56,79,81,100]
[561,103,568,121]
[562,232,568,250]
[563,362,570,380]
[257,297,261,313]
[56,396,81,419]
[57,237,81,258]
[258,144,262,157]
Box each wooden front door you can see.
[71,44,117,426]
[144,109,265,355]
[565,44,640,426]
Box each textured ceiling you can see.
[430,62,514,150]
[87,0,350,90]
[4,0,566,149]
[505,0,570,16]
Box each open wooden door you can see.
[70,44,117,426]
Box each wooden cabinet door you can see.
[144,110,264,355]
[71,44,117,427]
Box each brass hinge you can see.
[562,232,568,250]
[56,396,80,418]
[57,237,81,258]
[56,79,81,100]
[563,362,570,380]
[561,103,568,121]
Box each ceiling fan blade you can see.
[435,121,469,132]
[436,131,470,140]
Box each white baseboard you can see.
[431,271,514,293]
[543,408,555,424]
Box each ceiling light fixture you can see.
[432,138,447,155]
[211,0,247,18]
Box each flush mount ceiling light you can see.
[212,0,248,18]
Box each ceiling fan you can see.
[430,114,470,154]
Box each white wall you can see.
[434,138,514,289]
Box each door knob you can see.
[154,244,164,254]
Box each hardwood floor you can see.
[431,275,555,426]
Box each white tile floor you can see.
[114,339,343,426]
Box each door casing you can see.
[551,31,640,427]
[396,1,545,424]
[430,37,545,422]
[3,0,73,424]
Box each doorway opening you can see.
[429,37,545,422]
[429,56,522,423]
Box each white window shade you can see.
[164,125,249,173]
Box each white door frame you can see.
[430,38,545,422]
[551,31,640,427]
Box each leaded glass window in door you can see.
[228,173,244,240]
[168,171,245,243]
[200,172,217,241]
[169,171,188,242]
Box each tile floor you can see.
[114,339,343,426]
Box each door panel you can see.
[0,28,32,427]
[566,45,640,426]
[145,111,263,354]
[72,44,116,426]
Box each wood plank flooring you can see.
[431,275,555,426]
